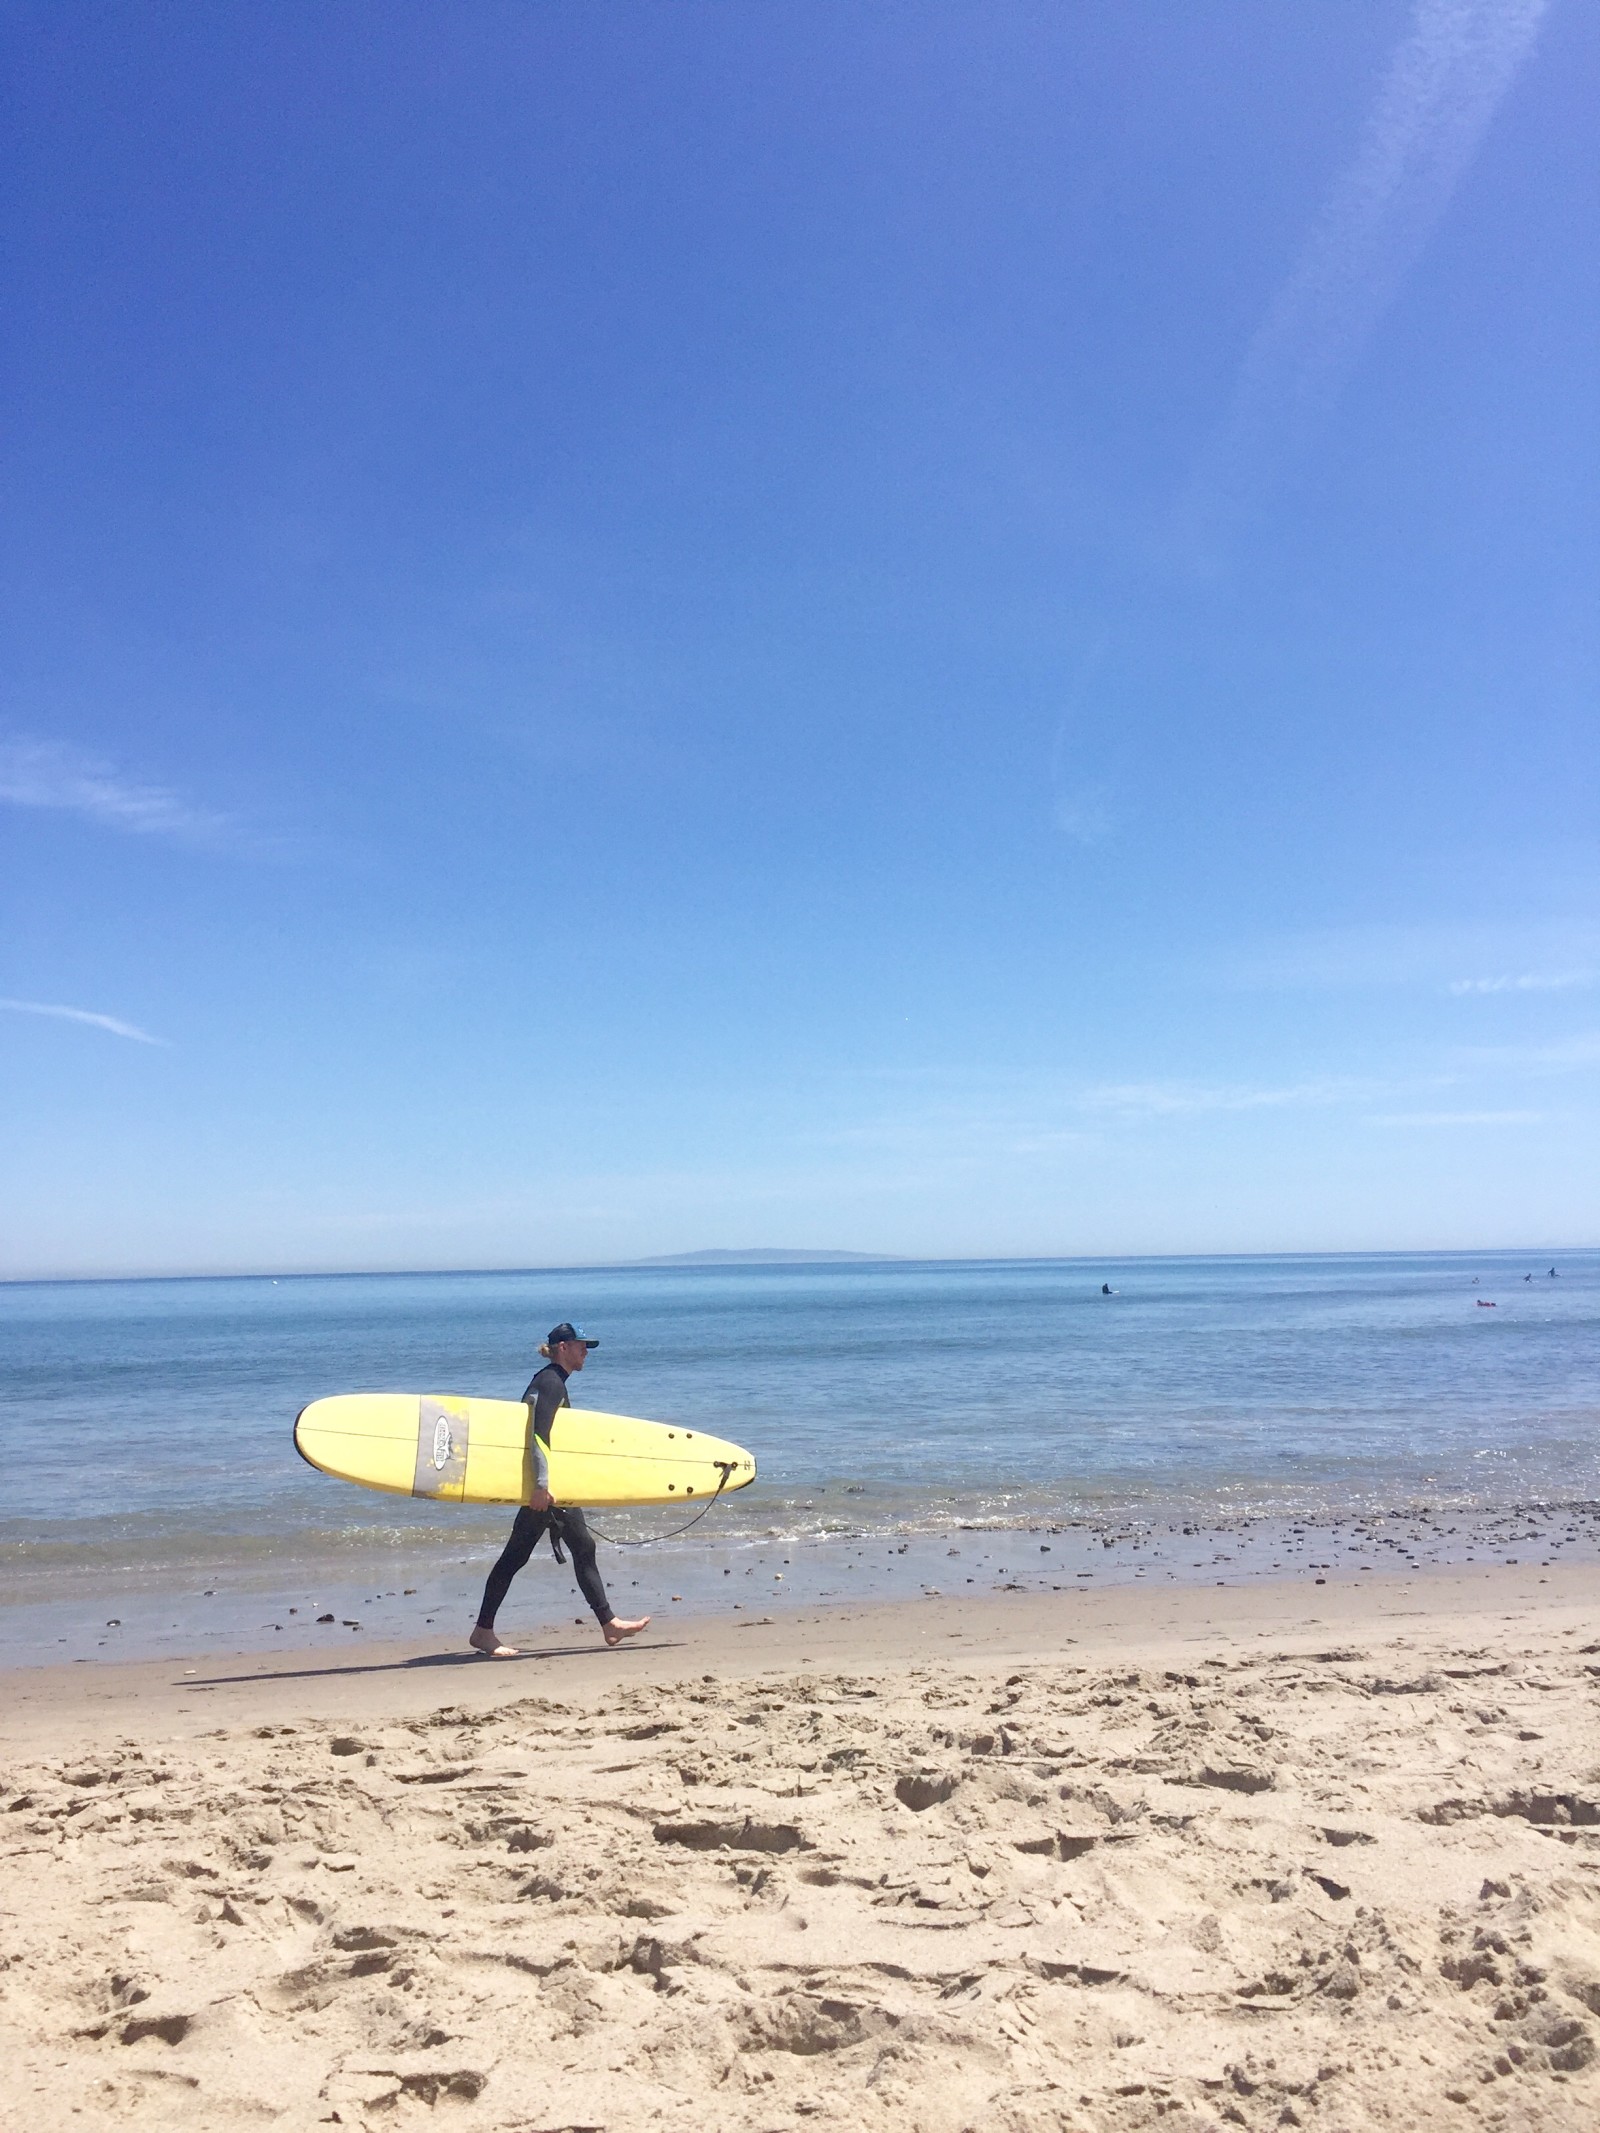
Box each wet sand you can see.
[12,1497,1600,1670]
[4,1562,1600,2130]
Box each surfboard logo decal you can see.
[414,1398,470,1498]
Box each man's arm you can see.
[524,1421,551,1505]
[522,1368,565,1508]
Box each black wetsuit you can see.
[475,1361,615,1630]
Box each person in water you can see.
[469,1322,651,1658]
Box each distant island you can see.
[630,1248,898,1267]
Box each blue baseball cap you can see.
[546,1321,598,1349]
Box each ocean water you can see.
[2,1251,1597,1661]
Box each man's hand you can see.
[527,1487,554,1513]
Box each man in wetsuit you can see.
[469,1322,651,1658]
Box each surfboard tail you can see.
[292,1403,320,1471]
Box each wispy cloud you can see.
[824,1071,1412,1160]
[0,997,166,1045]
[1218,922,1600,994]
[794,1045,1588,1172]
[0,736,231,844]
[1048,638,1126,849]
[1052,785,1117,846]
[1181,0,1550,551]
[1449,972,1593,995]
[1075,1076,1382,1119]
[1373,1109,1544,1126]
[1457,1029,1600,1074]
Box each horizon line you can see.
[2,1242,1592,1290]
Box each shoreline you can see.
[4,1555,1597,1743]
[6,1495,1600,1673]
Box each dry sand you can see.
[4,1563,1600,2132]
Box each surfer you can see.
[469,1322,651,1658]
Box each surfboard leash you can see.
[582,1459,739,1546]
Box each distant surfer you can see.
[1101,1282,1114,1296]
[469,1323,651,1658]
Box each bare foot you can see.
[468,1624,520,1657]
[603,1614,651,1646]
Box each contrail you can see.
[0,997,166,1045]
[1180,0,1551,557]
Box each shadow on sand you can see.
[181,1640,684,1689]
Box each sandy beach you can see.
[4,1563,1600,2131]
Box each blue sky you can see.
[2,0,1595,1279]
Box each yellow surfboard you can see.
[293,1393,757,1509]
